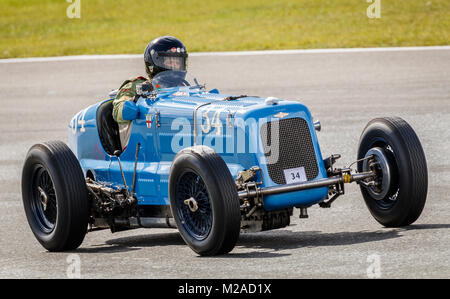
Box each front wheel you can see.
[357,117,428,227]
[169,146,241,256]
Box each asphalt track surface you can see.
[0,48,449,278]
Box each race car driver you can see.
[112,36,188,149]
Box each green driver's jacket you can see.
[112,76,150,124]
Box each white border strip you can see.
[192,46,450,56]
[0,54,140,64]
[1,46,449,63]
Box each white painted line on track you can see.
[191,46,450,56]
[1,46,449,64]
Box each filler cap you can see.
[265,97,280,105]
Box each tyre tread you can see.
[358,117,427,227]
[22,141,88,251]
[170,146,240,256]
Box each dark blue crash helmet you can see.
[144,36,188,79]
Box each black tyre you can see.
[357,117,428,227]
[22,141,89,251]
[169,146,241,256]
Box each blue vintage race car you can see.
[21,70,428,255]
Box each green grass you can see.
[0,0,449,58]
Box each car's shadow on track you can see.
[75,224,450,257]
[401,223,450,231]
[227,229,400,258]
[226,224,450,258]
[75,232,185,254]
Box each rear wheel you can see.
[22,141,89,251]
[169,146,241,256]
[357,117,428,227]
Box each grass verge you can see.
[1,0,449,58]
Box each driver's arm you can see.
[112,77,147,124]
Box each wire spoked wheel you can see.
[22,141,89,251]
[357,117,427,227]
[31,165,58,233]
[361,144,399,211]
[175,171,212,241]
[169,146,241,256]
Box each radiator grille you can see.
[260,117,319,185]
